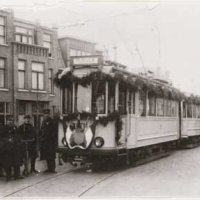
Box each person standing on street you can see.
[1,116,24,181]
[40,109,57,173]
[0,122,5,177]
[18,115,39,175]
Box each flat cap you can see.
[43,109,50,114]
[24,114,31,119]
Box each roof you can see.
[59,35,96,45]
[14,18,56,32]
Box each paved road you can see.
[1,147,200,198]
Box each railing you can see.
[13,42,49,57]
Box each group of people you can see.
[0,109,58,181]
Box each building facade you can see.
[58,36,101,68]
[0,9,64,126]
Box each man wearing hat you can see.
[39,109,57,173]
[1,116,24,181]
[18,115,39,174]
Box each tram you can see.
[55,57,200,167]
[180,95,200,148]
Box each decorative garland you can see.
[54,69,184,101]
[185,95,200,105]
[61,111,122,142]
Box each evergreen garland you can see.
[185,95,200,104]
[61,111,123,139]
[54,69,184,101]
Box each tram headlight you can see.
[94,137,104,148]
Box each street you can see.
[1,147,200,198]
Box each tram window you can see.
[62,87,72,114]
[132,92,135,114]
[128,92,132,114]
[197,106,200,118]
[128,91,135,114]
[187,103,192,118]
[148,93,156,116]
[183,102,187,118]
[164,99,171,117]
[171,101,178,117]
[118,83,127,114]
[108,81,115,113]
[198,106,200,118]
[92,81,105,114]
[192,104,197,118]
[139,90,146,116]
[75,83,91,113]
[156,97,164,117]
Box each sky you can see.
[1,0,200,95]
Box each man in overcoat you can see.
[0,122,5,177]
[1,116,24,181]
[18,115,39,174]
[40,109,57,173]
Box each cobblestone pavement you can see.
[1,147,200,198]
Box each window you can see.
[15,26,33,44]
[92,81,106,114]
[148,93,156,116]
[32,102,48,127]
[128,91,135,114]
[187,103,192,118]
[118,83,127,114]
[156,97,164,116]
[75,83,91,113]
[0,16,5,44]
[108,82,115,113]
[0,58,5,88]
[139,90,146,116]
[192,104,197,118]
[183,102,187,118]
[43,33,51,53]
[32,62,44,90]
[171,100,178,117]
[18,60,26,89]
[0,102,10,125]
[128,92,132,114]
[19,101,26,115]
[48,69,53,94]
[198,106,200,118]
[63,87,73,114]
[77,50,81,56]
[164,99,171,117]
[69,49,76,56]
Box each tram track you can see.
[78,169,123,197]
[3,166,124,198]
[3,167,78,198]
[3,152,173,198]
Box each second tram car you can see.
[55,59,200,167]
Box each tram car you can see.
[55,59,200,167]
[180,95,200,148]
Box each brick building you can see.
[0,9,64,126]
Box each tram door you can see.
[117,88,134,146]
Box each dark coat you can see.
[39,117,57,160]
[1,124,23,167]
[17,123,38,159]
[0,124,4,167]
